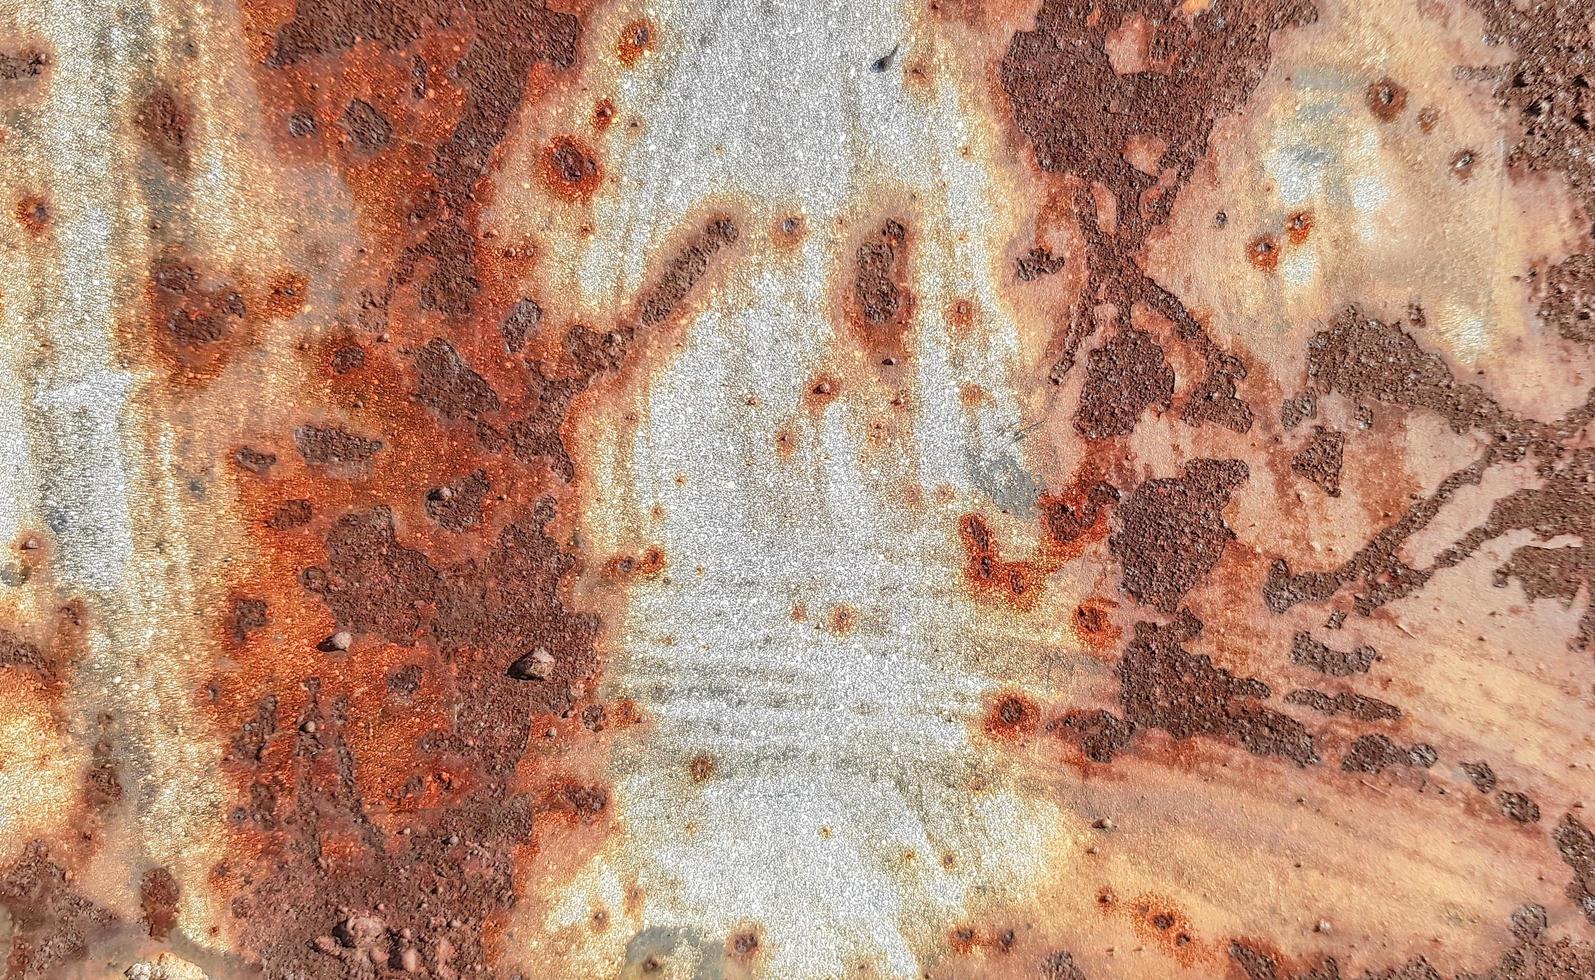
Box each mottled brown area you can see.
[266,0,579,318]
[1462,760,1498,794]
[340,97,393,153]
[1291,426,1345,496]
[265,498,312,530]
[1290,632,1378,676]
[1496,791,1540,824]
[501,297,542,354]
[413,338,500,420]
[139,867,180,940]
[233,446,277,475]
[293,424,383,466]
[1118,612,1317,765]
[0,843,115,979]
[638,217,739,326]
[0,629,49,676]
[425,469,490,532]
[1002,0,1311,399]
[540,135,601,201]
[135,87,190,167]
[1110,458,1248,612]
[1553,813,1595,922]
[1283,688,1400,722]
[301,507,437,645]
[1053,708,1134,764]
[849,219,913,353]
[151,260,246,349]
[227,597,269,645]
[1016,246,1066,282]
[1340,733,1435,774]
[0,49,48,84]
[1074,328,1173,440]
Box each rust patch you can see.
[539,135,602,202]
[982,690,1040,744]
[1109,458,1248,613]
[13,195,47,237]
[1366,77,1409,122]
[958,514,1044,611]
[617,18,654,67]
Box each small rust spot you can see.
[592,98,616,131]
[1247,234,1279,271]
[688,754,715,784]
[1285,210,1314,246]
[618,19,654,66]
[805,375,841,412]
[827,604,858,635]
[14,195,47,236]
[540,136,602,202]
[1366,77,1408,122]
[1451,148,1476,181]
[983,690,1040,744]
[728,928,762,961]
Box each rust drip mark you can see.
[539,135,602,202]
[1366,76,1409,122]
[846,218,915,359]
[617,19,655,66]
[982,690,1040,744]
[14,195,47,237]
[958,514,1044,611]
[1247,234,1279,271]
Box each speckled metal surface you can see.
[1,0,1594,977]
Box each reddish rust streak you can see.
[958,514,1044,612]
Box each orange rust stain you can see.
[772,213,806,250]
[603,546,666,580]
[805,374,841,412]
[957,514,1044,612]
[1128,894,1206,965]
[790,602,808,622]
[262,271,309,320]
[688,754,715,784]
[1247,234,1280,271]
[1285,210,1314,246]
[774,426,796,460]
[827,604,858,635]
[617,19,654,66]
[982,690,1040,744]
[592,98,616,131]
[1073,598,1122,655]
[948,298,975,332]
[539,136,602,202]
[958,383,987,407]
[14,195,47,236]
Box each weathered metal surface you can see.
[0,0,1593,976]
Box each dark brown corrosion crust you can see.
[1004,0,1314,428]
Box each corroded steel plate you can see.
[1,0,1593,977]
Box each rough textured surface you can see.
[2,0,1594,977]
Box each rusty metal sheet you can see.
[1,0,1594,977]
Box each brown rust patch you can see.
[539,135,602,202]
[617,18,654,66]
[14,196,47,237]
[846,219,915,359]
[1366,76,1409,122]
[1285,209,1314,246]
[982,690,1040,744]
[1074,327,1173,440]
[1109,458,1248,613]
[958,514,1044,612]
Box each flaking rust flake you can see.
[0,0,1593,977]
